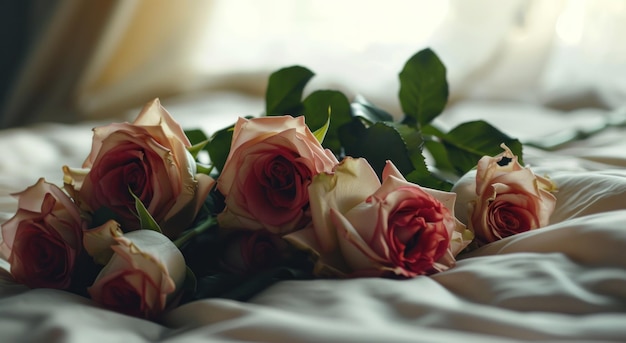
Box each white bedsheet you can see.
[1,99,625,342]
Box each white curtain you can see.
[3,0,625,127]
[1,0,214,127]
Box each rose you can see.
[452,144,557,246]
[63,98,215,238]
[82,219,124,265]
[217,116,338,234]
[0,178,86,289]
[220,231,291,274]
[285,158,472,278]
[87,229,186,319]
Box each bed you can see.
[1,94,626,342]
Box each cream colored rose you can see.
[87,229,186,319]
[64,99,214,238]
[217,116,338,234]
[285,158,472,278]
[453,144,557,246]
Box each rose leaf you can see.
[187,140,209,160]
[339,120,426,179]
[265,65,315,116]
[350,95,395,123]
[302,90,352,154]
[441,120,524,175]
[184,129,209,146]
[420,123,454,172]
[398,48,448,128]
[311,107,330,145]
[129,188,163,234]
[207,126,234,173]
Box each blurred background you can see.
[1,0,625,128]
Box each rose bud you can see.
[453,144,557,246]
[88,229,186,319]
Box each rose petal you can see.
[308,157,381,252]
[83,220,124,265]
[331,208,388,273]
[382,160,406,181]
[283,224,351,277]
[133,98,191,147]
[475,143,524,195]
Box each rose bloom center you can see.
[385,189,449,274]
[258,154,309,208]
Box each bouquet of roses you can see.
[0,48,557,320]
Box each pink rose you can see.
[217,116,338,234]
[64,99,215,238]
[220,231,291,274]
[285,158,472,278]
[453,144,557,246]
[0,178,86,289]
[88,229,186,319]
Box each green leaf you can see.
[302,90,352,154]
[185,129,209,146]
[442,120,523,175]
[339,119,428,179]
[265,66,314,116]
[391,122,429,176]
[337,117,367,157]
[130,189,162,233]
[187,140,209,159]
[207,126,234,173]
[421,124,453,172]
[398,48,448,127]
[311,107,331,144]
[350,95,394,123]
[405,169,454,191]
[195,163,213,175]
